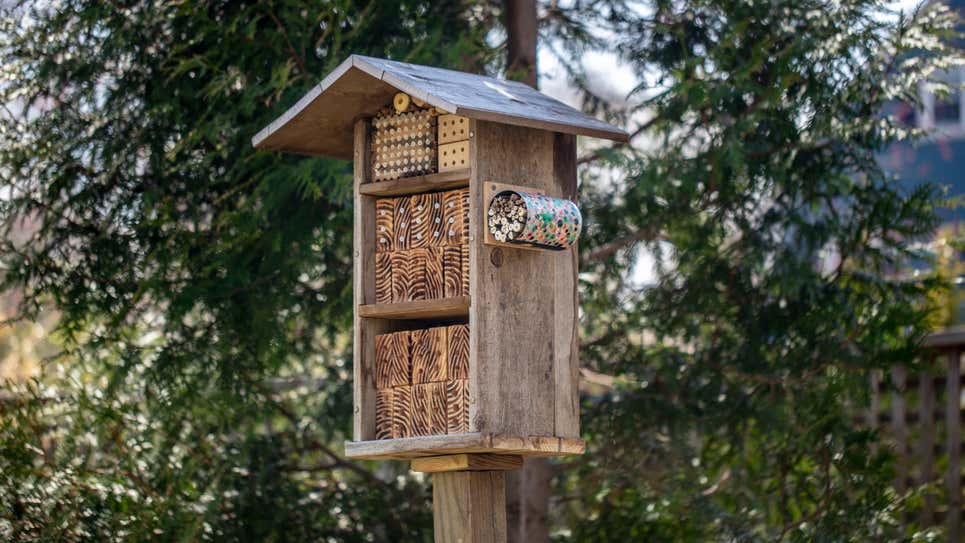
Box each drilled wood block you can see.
[375,388,393,440]
[393,196,411,251]
[375,331,410,389]
[371,108,437,181]
[439,140,469,172]
[427,192,446,246]
[438,114,470,144]
[375,252,393,304]
[446,325,469,380]
[375,198,394,252]
[412,326,447,384]
[412,382,447,436]
[442,246,462,298]
[409,193,431,249]
[446,379,470,434]
[459,188,469,241]
[441,190,464,246]
[392,385,412,438]
[460,243,469,297]
[390,249,427,302]
[425,247,444,300]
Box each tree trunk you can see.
[503,0,538,87]
[505,458,551,543]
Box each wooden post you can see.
[415,454,521,543]
[891,364,908,495]
[918,361,935,526]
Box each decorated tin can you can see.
[487,190,582,250]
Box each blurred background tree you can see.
[0,0,960,542]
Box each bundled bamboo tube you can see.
[487,190,582,250]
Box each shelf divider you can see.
[360,169,470,197]
[359,296,470,320]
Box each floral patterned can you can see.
[488,190,582,250]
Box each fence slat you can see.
[919,363,936,526]
[946,349,961,542]
[892,364,908,495]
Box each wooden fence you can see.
[870,326,965,538]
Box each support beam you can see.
[413,454,523,473]
[434,471,507,543]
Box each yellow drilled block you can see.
[437,115,470,145]
[438,141,469,172]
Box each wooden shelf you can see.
[358,296,470,320]
[360,169,470,197]
[344,433,586,461]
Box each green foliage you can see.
[0,0,961,541]
[554,0,960,540]
[0,1,490,540]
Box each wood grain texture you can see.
[375,252,393,304]
[439,140,470,172]
[390,249,427,302]
[446,378,469,434]
[460,244,470,297]
[412,327,448,384]
[552,133,580,438]
[358,296,470,320]
[393,196,412,251]
[459,188,469,242]
[411,453,522,473]
[441,190,464,246]
[412,382,447,436]
[442,247,462,298]
[358,169,469,197]
[409,193,432,249]
[433,471,507,543]
[425,247,445,299]
[375,388,394,440]
[427,192,446,247]
[353,119,386,442]
[375,198,395,252]
[374,330,410,389]
[343,433,586,460]
[392,385,413,438]
[468,120,576,439]
[446,325,469,380]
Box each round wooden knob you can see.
[393,92,410,113]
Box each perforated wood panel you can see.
[371,107,437,181]
[439,141,470,172]
[438,114,470,144]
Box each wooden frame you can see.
[350,118,582,459]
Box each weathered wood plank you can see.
[946,349,961,542]
[358,296,470,320]
[469,120,560,438]
[552,133,580,438]
[343,433,586,460]
[358,169,470,197]
[412,453,523,473]
[353,119,386,441]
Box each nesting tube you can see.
[487,190,582,250]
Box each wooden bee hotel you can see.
[253,55,627,542]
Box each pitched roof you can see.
[252,55,629,160]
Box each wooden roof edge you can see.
[251,54,629,153]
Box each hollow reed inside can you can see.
[487,190,582,250]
